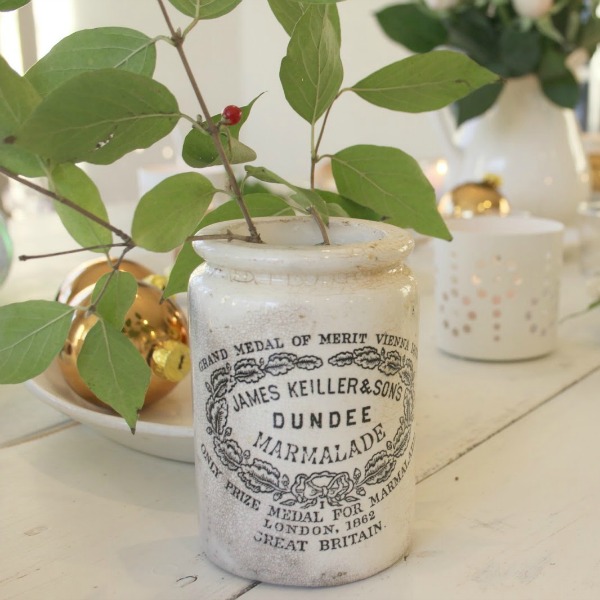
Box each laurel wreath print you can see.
[204,346,415,508]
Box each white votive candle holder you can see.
[577,199,600,277]
[433,216,564,361]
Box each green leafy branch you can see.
[0,0,498,429]
[375,0,600,123]
[156,0,260,242]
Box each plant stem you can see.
[19,242,130,261]
[0,166,132,243]
[308,206,330,245]
[312,91,344,183]
[156,0,260,243]
[182,17,200,38]
[187,231,257,243]
[87,246,135,310]
[310,123,316,189]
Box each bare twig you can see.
[19,242,130,261]
[86,246,135,310]
[0,166,132,243]
[187,230,257,243]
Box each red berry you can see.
[221,105,242,126]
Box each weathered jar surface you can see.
[188,217,419,587]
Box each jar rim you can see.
[192,216,414,274]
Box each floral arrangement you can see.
[377,0,600,123]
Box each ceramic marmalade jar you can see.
[188,217,418,586]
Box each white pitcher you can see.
[436,74,590,224]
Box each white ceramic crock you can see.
[188,217,418,586]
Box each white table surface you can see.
[1,207,599,600]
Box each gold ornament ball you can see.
[58,280,190,410]
[588,153,600,191]
[56,257,154,304]
[438,175,511,219]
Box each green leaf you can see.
[0,0,30,10]
[167,0,242,19]
[244,166,301,201]
[25,28,157,97]
[538,48,579,108]
[91,271,138,328]
[132,172,216,252]
[201,192,293,226]
[50,164,112,250]
[163,242,202,299]
[182,128,256,168]
[279,4,343,123]
[376,4,447,53]
[445,8,501,69]
[536,15,565,45]
[77,320,150,431]
[15,69,179,164]
[330,145,451,240]
[164,192,293,298]
[268,0,306,35]
[244,165,326,216]
[0,55,44,176]
[268,0,341,39]
[224,93,263,139]
[316,189,384,222]
[0,300,74,383]
[454,81,503,126]
[325,202,348,217]
[588,298,600,312]
[290,187,329,224]
[578,16,600,54]
[350,50,499,113]
[244,165,288,186]
[0,56,39,124]
[499,25,541,77]
[182,95,261,168]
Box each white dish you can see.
[26,361,194,463]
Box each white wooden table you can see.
[1,208,599,600]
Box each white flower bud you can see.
[512,0,553,19]
[424,0,460,10]
[566,48,590,75]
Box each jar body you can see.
[188,217,419,586]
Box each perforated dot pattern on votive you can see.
[436,248,560,346]
[434,217,563,359]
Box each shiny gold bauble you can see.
[57,281,190,410]
[56,257,154,304]
[588,154,600,191]
[438,175,511,219]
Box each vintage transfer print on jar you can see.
[188,217,419,587]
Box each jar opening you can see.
[192,217,414,275]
